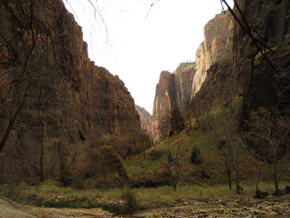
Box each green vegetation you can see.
[1,181,289,214]
[176,61,196,71]
[1,92,290,214]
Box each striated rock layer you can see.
[191,12,233,98]
[232,0,290,116]
[151,12,233,140]
[135,105,154,138]
[0,0,142,183]
[151,63,194,140]
[151,1,290,142]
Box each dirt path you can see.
[0,198,35,218]
[0,198,112,218]
[1,197,290,218]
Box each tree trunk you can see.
[226,161,232,190]
[256,166,262,192]
[273,160,279,192]
[232,167,242,194]
[39,122,44,182]
[57,141,67,186]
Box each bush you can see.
[148,149,164,160]
[71,178,86,190]
[191,147,201,164]
[121,188,138,213]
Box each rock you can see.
[254,191,269,199]
[284,186,290,194]
[0,0,143,183]
[191,12,233,98]
[151,12,233,140]
[135,105,154,138]
[272,189,284,196]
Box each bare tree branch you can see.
[145,0,160,19]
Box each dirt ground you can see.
[1,197,290,218]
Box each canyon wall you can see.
[152,64,194,140]
[232,0,290,117]
[191,12,233,98]
[149,1,290,143]
[0,0,142,183]
[151,12,233,139]
[135,105,154,138]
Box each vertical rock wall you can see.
[151,12,233,140]
[0,0,142,183]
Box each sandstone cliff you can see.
[135,105,154,138]
[191,12,233,98]
[151,12,233,139]
[0,0,142,183]
[151,1,290,146]
[232,0,290,117]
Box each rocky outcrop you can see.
[191,12,233,98]
[152,71,177,139]
[152,12,233,140]
[151,63,194,140]
[152,1,290,145]
[174,63,195,114]
[0,0,142,183]
[135,105,154,138]
[232,0,290,117]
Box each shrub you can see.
[121,188,138,213]
[71,177,85,190]
[148,149,164,160]
[191,147,201,164]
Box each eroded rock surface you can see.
[0,0,142,183]
[151,12,233,140]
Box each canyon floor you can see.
[1,196,290,218]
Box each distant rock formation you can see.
[151,12,233,140]
[151,0,290,144]
[191,12,233,98]
[151,63,194,140]
[0,0,143,183]
[135,105,154,138]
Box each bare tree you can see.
[245,107,290,194]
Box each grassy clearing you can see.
[8,127,283,214]
[125,129,259,186]
[1,182,289,214]
[1,118,289,214]
[124,159,161,180]
[125,125,290,187]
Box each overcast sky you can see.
[64,0,233,114]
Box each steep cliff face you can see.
[232,0,290,116]
[152,64,194,139]
[135,105,154,138]
[174,63,195,113]
[152,71,176,139]
[0,0,141,183]
[152,12,233,140]
[191,12,233,98]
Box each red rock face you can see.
[135,105,154,138]
[191,12,233,98]
[152,64,194,140]
[0,0,141,183]
[232,0,290,116]
[151,12,233,140]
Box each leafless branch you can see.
[145,0,160,19]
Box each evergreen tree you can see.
[170,107,185,135]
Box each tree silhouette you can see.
[170,107,185,136]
